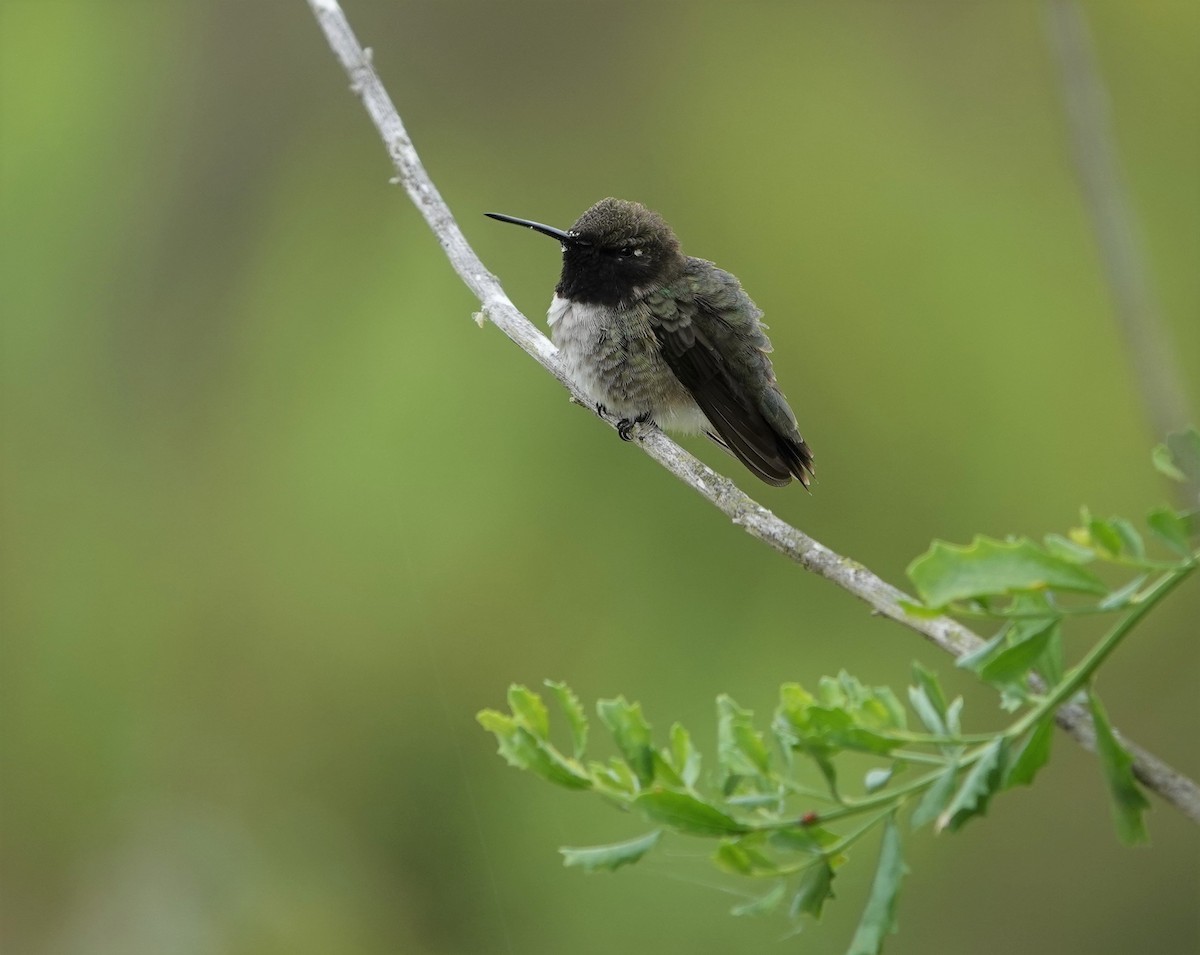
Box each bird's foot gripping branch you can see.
[478,430,1198,951]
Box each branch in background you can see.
[305,0,1200,825]
[1044,0,1194,457]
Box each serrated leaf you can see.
[731,881,786,917]
[978,619,1059,685]
[1088,691,1150,845]
[477,710,593,789]
[936,738,1007,833]
[589,757,637,797]
[717,695,772,789]
[846,815,907,955]
[545,680,588,759]
[785,702,899,758]
[597,696,655,787]
[507,685,549,738]
[791,860,835,920]
[907,536,1107,608]
[1146,506,1195,557]
[910,764,958,830]
[477,709,517,747]
[835,673,909,730]
[777,677,910,800]
[559,829,662,872]
[634,790,749,836]
[1004,718,1054,789]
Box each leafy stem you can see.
[477,430,1199,946]
[820,807,897,857]
[1007,562,1195,740]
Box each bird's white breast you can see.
[546,294,614,407]
[545,294,709,433]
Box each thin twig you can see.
[305,0,1200,825]
[1044,0,1193,446]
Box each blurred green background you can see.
[2,1,1197,953]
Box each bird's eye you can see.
[618,246,635,257]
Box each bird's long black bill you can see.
[484,212,577,243]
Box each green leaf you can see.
[731,881,786,918]
[910,764,958,830]
[589,757,638,797]
[1088,691,1150,845]
[477,710,593,790]
[1043,533,1096,563]
[545,680,588,759]
[907,685,945,736]
[668,722,702,789]
[897,598,945,619]
[845,815,907,955]
[1087,518,1124,557]
[776,676,906,783]
[726,793,779,810]
[634,790,749,836]
[1146,506,1195,557]
[1004,718,1054,789]
[1110,518,1145,559]
[907,536,1107,608]
[997,684,1029,713]
[1152,440,1186,481]
[597,696,655,787]
[864,767,895,794]
[717,695,772,790]
[507,684,549,738]
[1035,626,1065,685]
[559,829,662,872]
[954,629,1007,673]
[714,836,781,875]
[771,825,841,855]
[650,751,685,790]
[908,663,949,735]
[1152,427,1200,484]
[816,673,908,731]
[978,618,1059,685]
[936,738,1007,833]
[944,697,963,737]
[1097,574,1149,612]
[791,860,836,920]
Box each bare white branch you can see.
[305,0,1200,825]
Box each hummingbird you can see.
[485,198,814,488]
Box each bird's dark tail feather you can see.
[705,426,814,489]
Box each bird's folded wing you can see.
[652,308,807,487]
